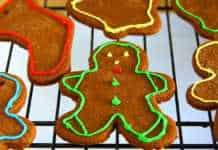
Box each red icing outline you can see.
[0,0,74,76]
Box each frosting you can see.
[112,96,122,106]
[0,73,28,140]
[0,0,73,76]
[191,41,218,103]
[175,0,218,33]
[61,41,170,143]
[107,51,112,58]
[124,50,130,57]
[71,0,154,34]
[112,77,120,87]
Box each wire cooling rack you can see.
[0,0,218,149]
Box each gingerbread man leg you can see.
[118,114,176,149]
[0,0,73,85]
[56,103,114,145]
[117,74,176,149]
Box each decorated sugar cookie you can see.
[188,41,218,110]
[0,73,36,149]
[56,41,177,149]
[0,0,74,85]
[67,0,160,39]
[187,41,218,141]
[173,0,218,40]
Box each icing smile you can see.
[112,60,122,74]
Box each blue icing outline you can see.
[0,72,28,140]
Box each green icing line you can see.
[112,96,122,106]
[175,0,218,33]
[61,41,169,143]
[112,77,120,87]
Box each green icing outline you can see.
[61,41,169,143]
[175,0,218,33]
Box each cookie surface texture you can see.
[0,72,36,149]
[56,41,177,149]
[0,0,74,85]
[173,0,218,40]
[67,0,160,39]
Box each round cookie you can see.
[0,0,74,85]
[0,72,36,149]
[67,0,161,39]
[173,0,218,40]
[56,41,177,149]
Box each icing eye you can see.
[123,51,129,57]
[107,51,113,58]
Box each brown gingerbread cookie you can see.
[172,0,218,40]
[0,72,36,149]
[187,41,218,110]
[0,0,74,85]
[56,41,177,149]
[67,0,160,39]
[187,41,218,141]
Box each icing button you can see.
[112,77,120,87]
[112,96,121,106]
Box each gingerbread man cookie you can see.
[187,41,218,110]
[56,41,177,149]
[67,0,160,39]
[0,72,36,149]
[0,0,74,85]
[173,0,218,40]
[187,41,218,141]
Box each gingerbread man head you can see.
[89,42,148,74]
[56,41,177,149]
[0,73,35,149]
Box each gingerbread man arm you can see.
[60,71,84,100]
[149,72,176,103]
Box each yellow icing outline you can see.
[71,0,154,34]
[191,41,218,103]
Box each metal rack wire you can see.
[1,0,218,149]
